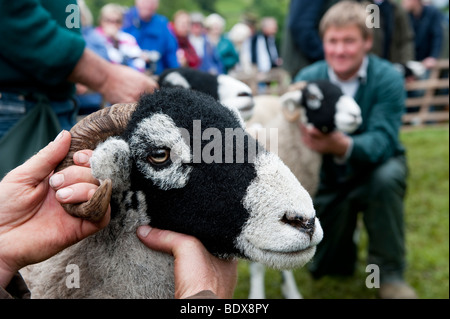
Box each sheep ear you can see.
[280,90,302,122]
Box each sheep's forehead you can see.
[130,114,185,149]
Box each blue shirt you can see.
[122,7,179,75]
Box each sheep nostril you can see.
[281,214,315,237]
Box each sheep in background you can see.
[246,80,362,299]
[21,88,323,299]
[158,67,255,121]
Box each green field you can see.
[233,127,450,299]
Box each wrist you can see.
[330,132,351,157]
[0,257,16,289]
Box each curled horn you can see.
[55,103,138,222]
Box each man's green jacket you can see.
[294,54,406,186]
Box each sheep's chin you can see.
[240,239,317,270]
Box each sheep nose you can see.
[281,213,315,238]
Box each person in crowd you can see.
[228,22,253,74]
[0,131,237,299]
[294,1,418,299]
[368,0,415,70]
[171,10,201,69]
[122,0,179,74]
[189,12,207,60]
[195,14,223,75]
[250,17,283,73]
[78,0,110,62]
[282,0,338,78]
[402,0,444,70]
[0,0,158,178]
[203,13,239,74]
[96,3,146,72]
[76,0,111,115]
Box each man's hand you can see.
[68,48,159,104]
[300,124,351,157]
[137,226,238,299]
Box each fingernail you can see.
[54,130,65,141]
[137,225,152,238]
[74,152,89,164]
[56,188,73,200]
[49,173,64,188]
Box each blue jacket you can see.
[122,7,179,75]
[408,5,444,60]
[198,35,223,75]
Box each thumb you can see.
[10,130,72,183]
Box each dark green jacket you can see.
[294,54,406,186]
[0,0,86,100]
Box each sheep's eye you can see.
[238,92,252,97]
[147,149,170,165]
[307,94,319,101]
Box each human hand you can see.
[137,226,238,299]
[0,131,110,288]
[300,124,351,157]
[69,49,159,104]
[422,57,437,70]
[99,63,159,103]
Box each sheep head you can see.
[159,68,255,121]
[56,88,322,270]
[281,80,362,134]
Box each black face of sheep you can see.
[59,88,322,270]
[159,67,255,121]
[281,80,362,134]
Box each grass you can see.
[232,126,449,299]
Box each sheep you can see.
[246,80,362,299]
[158,67,255,121]
[20,87,323,299]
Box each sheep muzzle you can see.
[281,214,316,239]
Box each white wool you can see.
[236,152,323,270]
[162,72,191,89]
[335,95,363,134]
[217,75,254,123]
[90,137,131,193]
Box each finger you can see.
[49,166,99,190]
[73,150,93,167]
[55,183,99,204]
[6,131,71,183]
[137,226,202,256]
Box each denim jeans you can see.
[0,92,77,140]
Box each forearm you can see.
[67,48,158,103]
[67,48,111,94]
[0,257,14,289]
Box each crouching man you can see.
[293,1,417,299]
